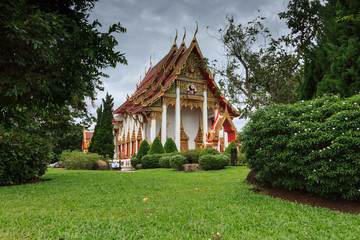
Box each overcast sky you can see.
[87,0,291,130]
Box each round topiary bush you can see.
[130,156,140,169]
[199,154,229,170]
[0,128,52,185]
[164,138,178,153]
[148,137,165,155]
[224,140,238,155]
[137,140,150,162]
[242,94,360,200]
[159,155,171,168]
[141,154,162,169]
[169,155,188,170]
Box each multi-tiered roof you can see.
[113,29,239,117]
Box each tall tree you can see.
[281,0,360,99]
[89,93,114,159]
[0,0,127,128]
[215,16,302,118]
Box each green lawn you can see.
[0,167,359,239]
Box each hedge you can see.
[60,151,104,170]
[141,154,162,169]
[242,94,360,200]
[199,154,229,170]
[0,128,52,185]
[159,155,171,168]
[181,148,219,163]
[170,155,188,170]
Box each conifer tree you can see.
[148,137,165,155]
[137,139,150,162]
[224,140,238,155]
[88,93,114,158]
[164,138,178,153]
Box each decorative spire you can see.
[145,66,147,75]
[150,56,152,68]
[140,75,142,83]
[126,94,129,101]
[193,21,198,41]
[181,27,186,45]
[173,29,178,46]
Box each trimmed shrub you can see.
[141,154,162,169]
[0,128,52,185]
[170,155,188,170]
[181,148,219,163]
[164,138,178,153]
[148,137,165,155]
[159,155,171,168]
[224,140,238,155]
[137,140,150,162]
[199,154,229,170]
[237,151,247,166]
[61,151,104,170]
[242,94,360,200]
[130,156,140,169]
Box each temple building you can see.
[82,126,94,152]
[113,27,239,159]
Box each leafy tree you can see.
[88,93,114,158]
[137,140,150,162]
[148,137,165,155]
[164,138,178,153]
[0,0,127,127]
[214,15,302,118]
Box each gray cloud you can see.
[87,0,290,130]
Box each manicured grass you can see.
[1,167,359,239]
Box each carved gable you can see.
[180,52,205,79]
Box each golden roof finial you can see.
[145,66,147,75]
[126,94,129,101]
[150,56,152,68]
[173,29,178,46]
[181,27,186,45]
[193,21,198,41]
[136,83,138,89]
[140,75,142,83]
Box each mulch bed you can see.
[246,169,360,215]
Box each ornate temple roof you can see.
[114,30,239,117]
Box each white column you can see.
[224,131,228,148]
[203,89,208,143]
[114,133,118,159]
[151,118,156,143]
[175,86,181,150]
[161,103,167,145]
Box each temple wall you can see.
[182,106,202,150]
[167,105,176,141]
[145,122,150,141]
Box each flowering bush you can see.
[242,94,360,200]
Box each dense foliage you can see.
[159,155,171,168]
[242,95,360,200]
[224,140,238,155]
[88,93,114,158]
[137,140,150,162]
[0,0,127,127]
[181,148,219,163]
[148,137,165,155]
[0,127,52,185]
[141,154,162,169]
[199,155,229,170]
[60,151,104,170]
[130,154,139,168]
[164,138,178,153]
[280,0,360,100]
[170,155,188,170]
